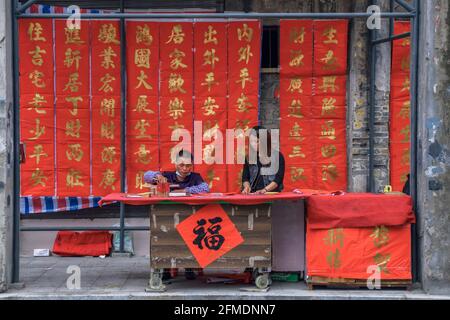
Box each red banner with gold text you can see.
[19,19,55,196]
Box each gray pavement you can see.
[0,257,448,300]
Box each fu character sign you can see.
[176,204,244,268]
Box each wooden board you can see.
[150,204,272,269]
[306,276,412,290]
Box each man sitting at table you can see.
[143,149,210,194]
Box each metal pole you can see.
[16,0,37,14]
[372,32,410,45]
[11,0,21,284]
[410,0,420,284]
[17,12,415,19]
[20,226,150,231]
[119,0,126,252]
[368,0,376,193]
[394,0,415,12]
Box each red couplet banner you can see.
[55,20,90,196]
[19,19,55,196]
[159,22,194,172]
[280,20,348,192]
[390,21,411,191]
[227,21,261,193]
[91,21,122,196]
[193,22,228,192]
[126,22,160,193]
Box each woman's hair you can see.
[249,125,273,157]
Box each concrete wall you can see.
[0,0,14,292]
[417,0,450,295]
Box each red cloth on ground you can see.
[52,231,112,257]
[98,192,309,206]
[306,193,415,229]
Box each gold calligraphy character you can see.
[28,46,46,66]
[289,50,305,67]
[236,68,253,89]
[31,168,47,186]
[400,125,410,143]
[135,70,152,90]
[320,50,337,70]
[289,122,305,142]
[134,48,150,68]
[136,25,153,45]
[401,56,410,72]
[29,119,45,140]
[29,70,46,88]
[167,98,185,120]
[135,171,146,190]
[238,45,253,64]
[320,120,336,140]
[202,97,219,116]
[326,248,342,269]
[65,27,84,44]
[201,72,218,92]
[235,93,252,113]
[99,73,115,93]
[204,25,218,44]
[322,97,337,116]
[322,164,338,181]
[65,96,83,116]
[374,253,391,274]
[101,146,117,164]
[169,122,185,131]
[168,73,186,93]
[64,48,82,70]
[63,73,81,93]
[206,168,220,189]
[134,144,152,164]
[290,27,305,44]
[287,78,303,93]
[28,93,47,114]
[235,119,251,132]
[291,167,306,182]
[401,76,411,92]
[237,23,253,42]
[370,226,390,248]
[100,47,117,69]
[65,119,81,138]
[29,144,48,164]
[323,228,344,247]
[203,49,219,69]
[319,76,338,93]
[98,24,120,44]
[66,144,84,162]
[323,27,338,44]
[28,23,46,41]
[134,120,152,139]
[398,101,410,119]
[133,95,154,114]
[288,146,306,159]
[101,121,115,140]
[166,24,185,44]
[169,49,188,70]
[401,148,410,166]
[288,99,303,118]
[66,169,84,187]
[100,169,116,190]
[321,145,337,158]
[100,98,115,118]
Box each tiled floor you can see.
[0,257,445,300]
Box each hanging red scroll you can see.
[280,20,314,191]
[126,22,160,193]
[193,22,228,192]
[55,20,90,196]
[19,19,55,196]
[312,20,348,191]
[91,21,122,196]
[159,22,194,172]
[390,21,411,191]
[227,21,261,192]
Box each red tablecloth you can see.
[98,192,309,206]
[307,193,415,229]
